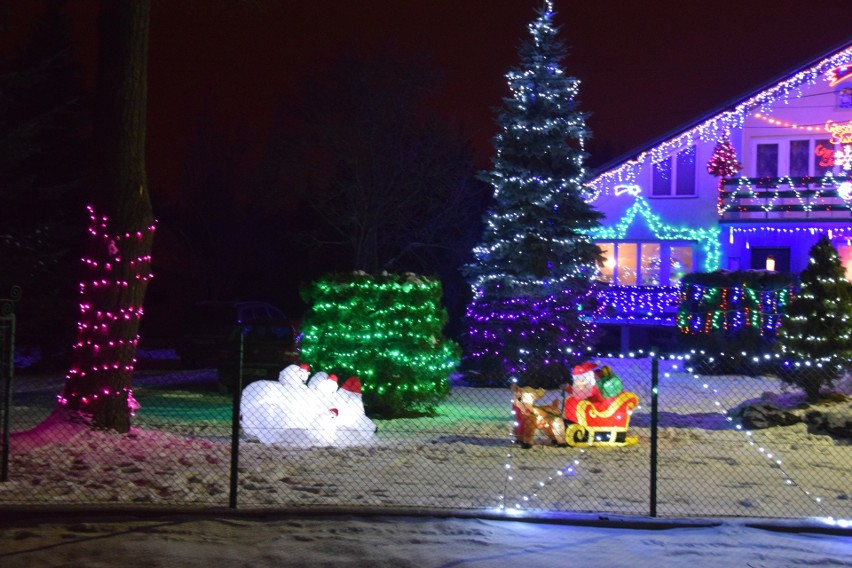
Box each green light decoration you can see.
[587,194,721,272]
[774,235,852,400]
[300,273,459,417]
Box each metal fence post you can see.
[1,286,21,483]
[229,326,244,508]
[649,352,659,517]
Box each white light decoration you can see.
[587,47,852,199]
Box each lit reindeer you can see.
[510,384,567,449]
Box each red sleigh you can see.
[561,364,639,447]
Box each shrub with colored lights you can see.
[676,270,794,371]
[299,273,459,418]
[774,236,852,400]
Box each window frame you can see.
[751,137,837,178]
[597,240,695,286]
[650,145,698,198]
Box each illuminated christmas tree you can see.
[300,273,458,417]
[707,138,742,177]
[463,0,603,388]
[775,235,852,400]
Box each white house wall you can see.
[588,43,852,283]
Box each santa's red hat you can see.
[299,363,310,372]
[327,374,338,383]
[572,362,597,376]
[341,377,362,394]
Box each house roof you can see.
[587,39,852,197]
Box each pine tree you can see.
[775,235,852,400]
[463,0,603,388]
[706,138,742,177]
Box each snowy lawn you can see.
[1,357,850,521]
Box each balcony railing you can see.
[718,175,852,221]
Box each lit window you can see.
[597,241,693,285]
[598,242,615,283]
[641,243,661,285]
[618,243,637,285]
[837,243,852,281]
[670,246,693,284]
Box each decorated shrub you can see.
[774,236,852,400]
[299,273,459,417]
[676,270,795,372]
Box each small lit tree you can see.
[775,235,852,400]
[300,273,459,417]
[707,138,742,178]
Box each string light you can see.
[587,47,852,198]
[751,112,825,132]
[466,0,602,382]
[300,273,459,415]
[587,194,721,272]
[717,173,852,216]
[60,205,156,413]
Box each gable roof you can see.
[586,39,852,200]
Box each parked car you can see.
[175,301,299,391]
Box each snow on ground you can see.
[1,514,850,568]
[1,357,850,522]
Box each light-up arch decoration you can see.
[587,194,721,272]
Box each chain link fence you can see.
[1,352,849,521]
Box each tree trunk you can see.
[61,0,153,433]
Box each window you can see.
[754,138,836,178]
[669,246,693,284]
[597,241,694,285]
[652,145,697,197]
[836,243,852,281]
[814,138,833,177]
[640,243,661,285]
[675,145,696,196]
[756,143,778,177]
[789,140,810,177]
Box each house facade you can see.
[585,42,852,348]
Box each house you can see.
[585,41,852,350]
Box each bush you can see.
[676,270,795,368]
[774,236,852,400]
[299,273,459,417]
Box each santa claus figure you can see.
[562,361,604,423]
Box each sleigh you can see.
[562,391,639,447]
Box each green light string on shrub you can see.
[300,273,460,417]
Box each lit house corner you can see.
[585,41,852,350]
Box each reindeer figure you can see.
[510,384,567,449]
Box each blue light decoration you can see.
[596,286,681,325]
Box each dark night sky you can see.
[4,0,852,192]
[2,1,851,326]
